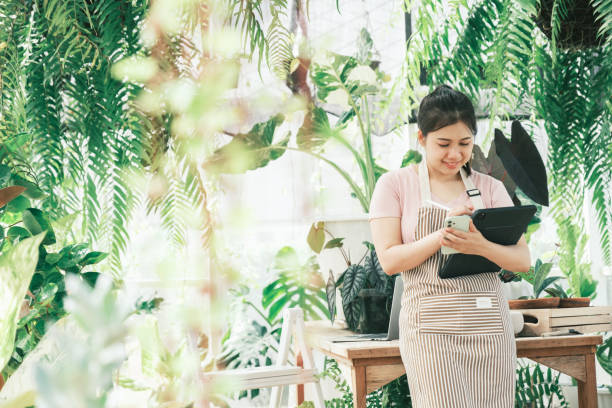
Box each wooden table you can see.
[303,321,603,408]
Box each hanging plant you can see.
[536,0,606,49]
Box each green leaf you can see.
[324,237,344,249]
[29,272,43,292]
[362,241,375,252]
[82,272,101,288]
[340,265,366,304]
[202,114,288,174]
[7,226,31,243]
[272,246,300,271]
[326,271,336,323]
[22,208,56,245]
[307,222,325,254]
[45,253,62,265]
[58,243,90,270]
[0,164,11,186]
[10,174,45,200]
[356,28,374,64]
[535,276,562,298]
[533,261,554,297]
[38,282,58,306]
[342,299,361,331]
[296,106,340,151]
[5,195,30,213]
[0,233,45,371]
[365,250,388,294]
[78,251,108,266]
[400,149,422,168]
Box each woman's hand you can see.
[447,204,474,217]
[440,219,490,256]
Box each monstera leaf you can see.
[203,114,289,174]
[494,121,549,206]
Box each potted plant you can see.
[307,223,393,333]
[506,258,564,309]
[504,251,596,309]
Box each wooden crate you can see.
[518,306,612,337]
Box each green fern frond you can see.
[267,14,293,79]
[487,0,536,119]
[431,0,504,100]
[593,0,612,48]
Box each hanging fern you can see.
[593,0,612,49]
[0,0,151,279]
[226,0,293,76]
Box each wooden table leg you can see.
[351,365,367,408]
[577,353,597,408]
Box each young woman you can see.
[369,85,531,407]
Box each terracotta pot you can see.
[559,297,591,308]
[508,297,560,309]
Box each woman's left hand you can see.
[440,220,490,256]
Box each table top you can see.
[305,320,603,361]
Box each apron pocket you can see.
[418,292,504,335]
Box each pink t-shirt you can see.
[368,165,514,244]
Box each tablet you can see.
[438,205,537,279]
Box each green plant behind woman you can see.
[0,166,109,383]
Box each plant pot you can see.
[355,289,391,334]
[559,297,591,308]
[509,297,560,309]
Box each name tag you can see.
[476,297,493,309]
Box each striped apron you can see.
[398,161,516,407]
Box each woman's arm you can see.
[370,205,476,276]
[370,217,443,276]
[441,220,531,272]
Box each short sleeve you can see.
[490,179,514,208]
[369,172,401,219]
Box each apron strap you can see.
[419,160,485,210]
[460,167,485,210]
[418,160,432,204]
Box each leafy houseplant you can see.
[203,29,419,214]
[504,218,598,307]
[515,361,569,407]
[506,258,565,308]
[307,222,393,333]
[0,168,109,382]
[219,246,328,400]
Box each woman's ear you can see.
[417,130,426,147]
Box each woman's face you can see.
[418,121,474,177]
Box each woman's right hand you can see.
[447,204,474,217]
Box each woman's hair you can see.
[417,85,476,175]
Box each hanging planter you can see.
[536,0,606,49]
